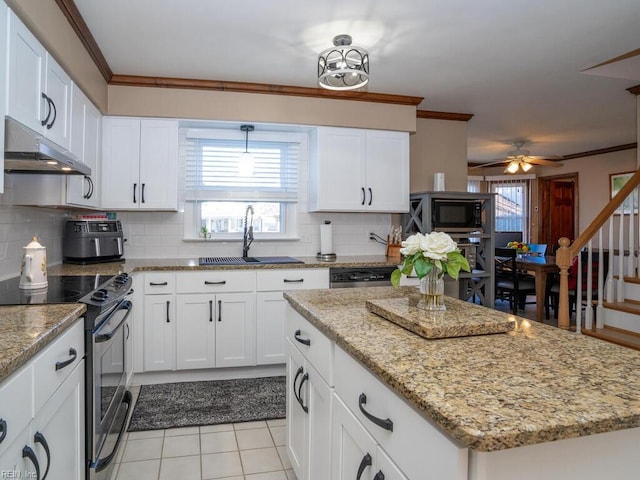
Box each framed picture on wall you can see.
[610,171,637,214]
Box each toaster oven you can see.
[63,220,124,264]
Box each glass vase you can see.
[417,269,446,311]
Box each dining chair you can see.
[545,250,610,320]
[526,244,547,256]
[495,247,537,315]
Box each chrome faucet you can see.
[242,205,254,257]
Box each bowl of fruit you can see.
[506,241,529,254]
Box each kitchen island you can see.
[284,286,640,480]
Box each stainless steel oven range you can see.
[80,273,133,480]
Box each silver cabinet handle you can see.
[205,280,226,285]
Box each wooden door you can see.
[539,176,576,251]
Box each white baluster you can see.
[618,212,625,301]
[584,241,593,330]
[628,189,636,275]
[607,218,614,302]
[596,229,605,329]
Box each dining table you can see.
[515,254,560,323]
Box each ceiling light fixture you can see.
[505,159,533,174]
[318,34,369,91]
[239,125,255,176]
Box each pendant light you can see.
[239,125,255,176]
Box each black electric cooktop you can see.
[0,274,114,306]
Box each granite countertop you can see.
[283,286,640,452]
[47,255,400,276]
[0,304,86,383]
[1,256,396,384]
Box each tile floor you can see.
[112,387,297,480]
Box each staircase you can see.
[556,170,640,350]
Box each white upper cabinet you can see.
[0,2,7,194]
[6,10,71,150]
[102,117,178,210]
[309,127,409,213]
[67,84,101,207]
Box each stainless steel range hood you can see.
[4,117,91,175]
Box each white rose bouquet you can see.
[390,231,471,286]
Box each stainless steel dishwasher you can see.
[329,266,397,288]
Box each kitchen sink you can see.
[199,256,304,266]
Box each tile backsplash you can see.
[0,205,71,280]
[0,204,391,278]
[116,210,390,259]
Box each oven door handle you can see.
[94,300,132,343]
[94,390,132,473]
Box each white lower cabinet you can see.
[143,293,176,371]
[286,339,332,480]
[332,395,407,480]
[0,321,84,480]
[256,268,329,365]
[285,305,468,480]
[176,292,255,369]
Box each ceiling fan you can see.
[470,141,563,173]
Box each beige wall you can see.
[6,0,108,111]
[107,85,417,132]
[409,118,468,193]
[536,149,636,232]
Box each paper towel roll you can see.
[320,222,334,255]
[434,172,445,191]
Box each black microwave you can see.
[431,199,482,231]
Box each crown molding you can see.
[561,142,637,160]
[108,74,424,105]
[54,0,112,82]
[416,110,474,121]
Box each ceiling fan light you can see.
[521,162,533,172]
[506,161,520,173]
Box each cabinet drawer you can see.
[176,271,255,293]
[286,307,333,386]
[0,365,33,458]
[334,346,467,480]
[33,320,84,414]
[257,268,329,291]
[144,272,176,294]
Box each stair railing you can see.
[555,169,640,331]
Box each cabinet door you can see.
[0,3,8,193]
[143,294,176,371]
[365,130,409,212]
[375,446,409,480]
[32,365,84,480]
[139,119,178,210]
[256,292,286,365]
[43,55,71,149]
[82,102,102,208]
[102,117,141,209]
[68,84,86,162]
[176,294,216,370]
[66,85,89,206]
[286,340,307,478]
[215,293,255,367]
[6,10,47,134]
[306,362,332,480]
[0,426,32,479]
[311,127,367,212]
[332,395,378,480]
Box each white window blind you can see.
[184,130,299,203]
